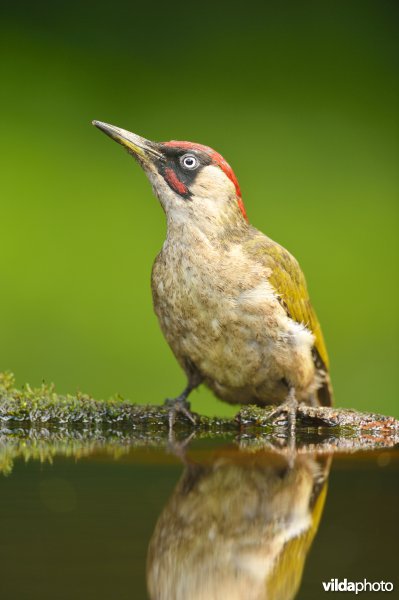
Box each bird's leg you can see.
[165,384,196,429]
[285,388,299,466]
[286,387,298,438]
[164,372,202,430]
[268,387,298,464]
[269,386,298,438]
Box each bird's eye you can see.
[180,154,199,170]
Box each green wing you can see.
[265,241,329,368]
[245,229,332,405]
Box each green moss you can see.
[0,371,397,436]
[0,372,398,476]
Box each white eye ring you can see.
[181,154,199,170]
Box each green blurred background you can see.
[0,0,397,416]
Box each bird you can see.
[93,121,333,429]
[147,449,330,600]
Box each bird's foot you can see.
[164,394,196,431]
[269,388,298,439]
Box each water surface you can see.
[0,434,397,599]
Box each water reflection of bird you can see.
[147,450,330,600]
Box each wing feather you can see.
[244,229,332,405]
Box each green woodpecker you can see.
[147,449,330,600]
[93,121,333,426]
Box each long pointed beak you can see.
[92,121,163,162]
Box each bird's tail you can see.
[312,346,334,406]
[317,374,334,407]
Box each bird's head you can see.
[93,121,248,232]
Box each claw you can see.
[164,396,196,430]
[269,388,298,438]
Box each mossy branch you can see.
[0,371,397,440]
[0,372,398,475]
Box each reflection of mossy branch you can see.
[1,371,398,436]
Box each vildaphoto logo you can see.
[322,579,394,594]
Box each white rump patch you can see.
[288,320,314,348]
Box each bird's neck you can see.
[164,212,249,252]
